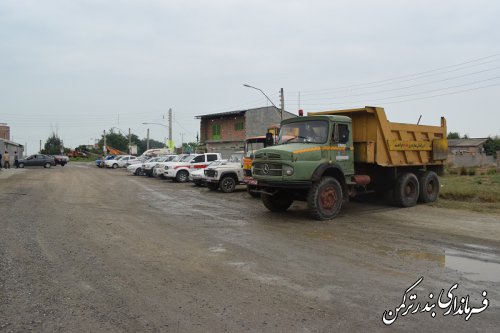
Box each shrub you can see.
[487,168,497,175]
[468,168,476,176]
[460,166,468,175]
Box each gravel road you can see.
[1,163,499,332]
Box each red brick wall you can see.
[0,125,10,140]
[201,115,246,142]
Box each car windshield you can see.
[279,120,329,144]
[146,157,158,163]
[168,155,180,162]
[181,155,195,162]
[245,141,265,158]
[229,153,244,163]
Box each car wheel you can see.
[44,162,52,168]
[176,170,189,183]
[112,163,118,169]
[134,168,141,176]
[18,162,25,168]
[220,176,236,193]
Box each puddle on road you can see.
[446,249,500,283]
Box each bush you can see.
[487,168,497,175]
[468,168,476,176]
[460,166,468,175]
[448,168,458,175]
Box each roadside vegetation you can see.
[434,168,500,214]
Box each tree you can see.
[484,136,500,157]
[42,133,64,155]
[447,132,460,139]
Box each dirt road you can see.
[1,164,499,332]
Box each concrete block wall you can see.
[245,107,296,137]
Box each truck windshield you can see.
[245,141,265,157]
[279,120,329,144]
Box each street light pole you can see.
[243,84,283,120]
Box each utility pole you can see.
[39,140,42,153]
[168,108,173,146]
[103,130,107,155]
[128,128,131,154]
[280,88,284,121]
[146,128,150,150]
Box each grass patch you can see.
[435,173,500,214]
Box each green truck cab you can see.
[252,106,447,220]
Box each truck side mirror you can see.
[265,133,274,147]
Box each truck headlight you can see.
[283,165,294,176]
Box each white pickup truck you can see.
[163,153,222,182]
[204,152,245,192]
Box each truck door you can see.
[331,122,354,175]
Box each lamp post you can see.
[243,84,283,120]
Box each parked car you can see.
[205,152,245,192]
[143,155,177,177]
[104,155,136,168]
[50,155,69,166]
[127,157,160,175]
[17,154,56,168]
[153,154,191,178]
[96,155,116,167]
[189,160,225,186]
[163,153,221,182]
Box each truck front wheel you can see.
[418,171,439,203]
[220,176,236,193]
[307,177,343,220]
[394,172,419,207]
[261,191,293,212]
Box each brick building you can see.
[0,123,10,140]
[196,106,296,158]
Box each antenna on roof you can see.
[417,115,422,125]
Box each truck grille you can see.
[255,152,281,159]
[253,163,283,176]
[205,169,216,177]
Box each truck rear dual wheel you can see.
[261,191,293,212]
[418,171,440,203]
[393,172,419,207]
[307,177,343,220]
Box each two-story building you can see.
[196,106,296,158]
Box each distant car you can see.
[17,154,56,168]
[96,155,115,167]
[126,157,159,175]
[105,155,137,168]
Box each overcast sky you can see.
[1,0,499,154]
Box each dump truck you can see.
[252,106,448,220]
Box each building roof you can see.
[195,106,296,120]
[0,138,24,147]
[447,138,488,147]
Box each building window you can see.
[234,122,244,131]
[212,123,221,140]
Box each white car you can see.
[144,155,177,177]
[189,160,226,186]
[163,153,221,183]
[205,153,245,192]
[127,157,160,175]
[105,155,137,168]
[153,154,191,178]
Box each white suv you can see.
[105,155,138,168]
[204,152,245,192]
[163,153,221,182]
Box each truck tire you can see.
[247,186,260,198]
[418,171,440,203]
[220,175,236,193]
[393,172,419,207]
[207,182,219,191]
[307,177,343,220]
[261,191,293,212]
[176,170,189,183]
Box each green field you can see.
[434,171,500,214]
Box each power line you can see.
[296,53,500,95]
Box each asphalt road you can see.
[1,163,499,332]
